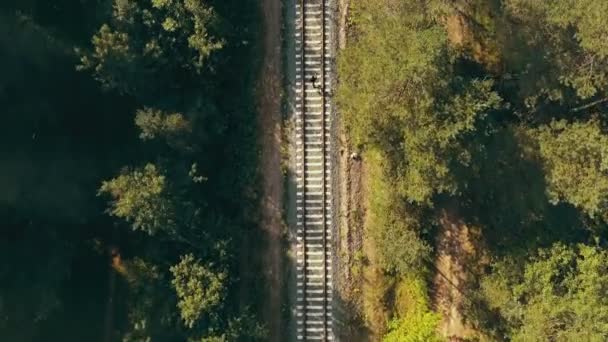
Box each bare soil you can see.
[256,0,284,339]
[336,129,370,341]
[432,208,487,341]
[337,0,350,50]
[446,2,502,73]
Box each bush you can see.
[383,276,443,342]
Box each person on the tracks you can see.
[310,74,323,96]
[310,74,319,89]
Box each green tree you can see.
[481,243,608,341]
[337,0,501,204]
[504,0,608,102]
[122,258,180,342]
[366,149,431,275]
[78,0,222,97]
[135,107,191,140]
[170,253,226,329]
[0,0,261,340]
[531,119,608,219]
[135,107,193,151]
[187,312,267,342]
[99,163,175,235]
[383,276,443,342]
[384,312,443,342]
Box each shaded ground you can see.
[256,0,284,339]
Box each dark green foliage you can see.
[78,0,222,98]
[0,0,263,340]
[505,0,608,102]
[0,7,135,340]
[121,258,180,341]
[0,221,72,339]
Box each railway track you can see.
[294,0,334,340]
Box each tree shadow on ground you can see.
[445,127,589,339]
[461,127,586,258]
[334,293,372,342]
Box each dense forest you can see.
[0,0,265,340]
[338,0,608,341]
[4,0,608,340]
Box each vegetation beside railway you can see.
[0,0,267,340]
[337,0,608,340]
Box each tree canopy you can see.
[532,119,608,219]
[0,0,263,340]
[339,0,608,338]
[503,0,608,104]
[99,163,175,235]
[171,254,226,329]
[482,243,608,341]
[78,0,222,97]
[383,276,443,342]
[338,0,501,205]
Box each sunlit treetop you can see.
[78,0,223,97]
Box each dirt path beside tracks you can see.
[257,0,284,340]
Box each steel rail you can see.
[319,0,328,338]
[299,0,308,334]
